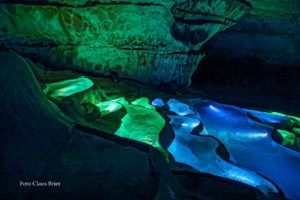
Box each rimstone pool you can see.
[0,0,299,199]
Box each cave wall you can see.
[0,0,250,87]
[195,0,300,89]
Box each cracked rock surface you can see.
[0,0,250,87]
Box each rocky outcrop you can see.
[0,0,250,87]
[0,50,157,199]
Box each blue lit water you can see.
[192,100,300,200]
[166,98,300,199]
[167,115,278,196]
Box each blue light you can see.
[192,100,300,200]
[151,98,165,107]
[167,115,278,196]
[167,99,194,116]
[244,109,289,124]
[208,104,220,113]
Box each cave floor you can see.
[2,51,300,200]
[36,63,300,199]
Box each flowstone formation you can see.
[2,51,281,200]
[35,69,300,199]
[0,0,250,86]
[3,1,299,200]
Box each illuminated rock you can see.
[245,109,296,130]
[0,0,251,87]
[270,111,300,126]
[192,100,300,200]
[111,97,129,106]
[115,104,165,150]
[131,97,155,110]
[0,51,168,199]
[167,99,194,116]
[277,129,296,147]
[152,98,165,108]
[294,127,300,135]
[167,115,278,196]
[43,76,94,99]
[96,101,123,116]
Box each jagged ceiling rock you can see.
[0,0,250,86]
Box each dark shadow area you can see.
[191,54,300,116]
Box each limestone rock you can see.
[0,50,286,199]
[0,0,251,86]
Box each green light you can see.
[90,96,169,158]
[270,112,300,122]
[115,104,169,157]
[270,112,300,132]
[111,97,129,106]
[44,76,93,100]
[293,127,300,135]
[277,130,296,147]
[131,97,155,110]
[96,101,122,116]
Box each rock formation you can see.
[4,1,296,199]
[0,0,251,87]
[0,49,278,200]
[195,0,300,91]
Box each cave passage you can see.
[1,0,299,199]
[43,75,300,199]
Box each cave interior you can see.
[0,0,300,200]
